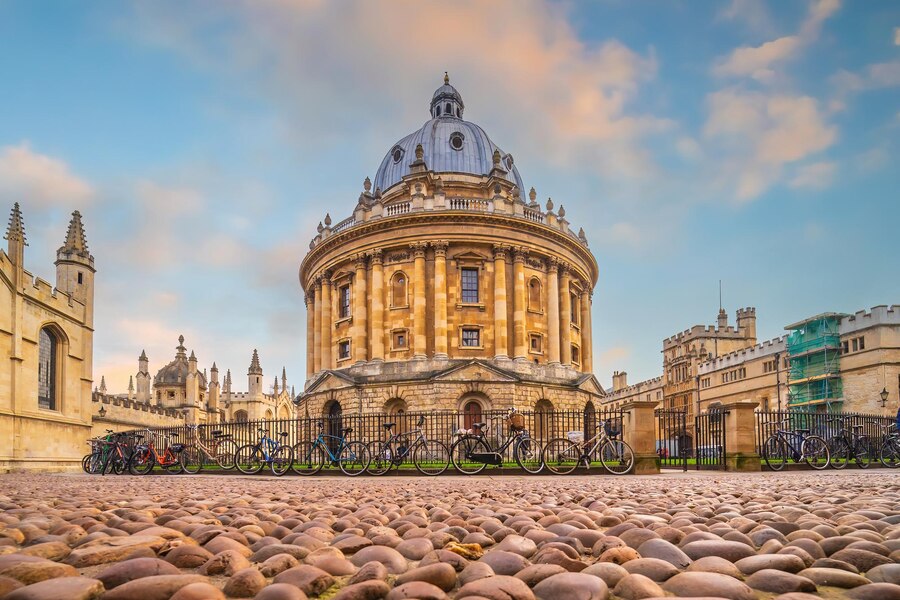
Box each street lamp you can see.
[881,387,889,408]
[98,405,106,418]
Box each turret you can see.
[127,375,135,401]
[99,375,107,395]
[736,307,757,341]
[186,348,200,408]
[55,210,95,327]
[281,366,287,393]
[248,349,263,397]
[208,362,220,412]
[273,375,279,395]
[136,349,151,403]
[4,203,26,270]
[717,308,728,329]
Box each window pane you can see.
[461,268,479,303]
[38,328,56,410]
[340,286,351,318]
[462,329,480,347]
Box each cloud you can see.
[789,161,836,189]
[831,61,900,96]
[0,143,94,208]
[895,27,900,45]
[703,89,836,201]
[717,0,775,35]
[597,346,632,375]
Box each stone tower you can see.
[208,362,219,411]
[55,210,96,328]
[136,350,151,403]
[248,349,263,398]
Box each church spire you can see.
[59,210,89,256]
[249,349,263,375]
[5,203,26,266]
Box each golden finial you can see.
[444,71,449,84]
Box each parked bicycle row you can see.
[84,408,636,477]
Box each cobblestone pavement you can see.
[0,471,899,599]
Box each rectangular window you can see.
[571,345,580,365]
[842,341,849,354]
[570,292,579,324]
[461,268,479,303]
[392,330,407,349]
[339,285,351,319]
[858,336,865,351]
[461,328,480,347]
[338,340,351,360]
[852,338,858,352]
[529,334,542,353]
[77,272,83,284]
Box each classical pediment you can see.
[433,360,519,383]
[451,250,489,263]
[302,370,356,395]
[575,374,606,396]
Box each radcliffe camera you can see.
[0,2,897,599]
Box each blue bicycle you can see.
[235,426,293,476]
[291,421,369,476]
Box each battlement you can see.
[92,393,186,419]
[605,375,664,399]
[840,305,900,335]
[736,307,756,317]
[698,335,787,374]
[663,307,756,348]
[0,252,86,319]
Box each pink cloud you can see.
[0,143,93,207]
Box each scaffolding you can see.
[785,313,847,413]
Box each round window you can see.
[450,132,464,151]
[391,146,403,163]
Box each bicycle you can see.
[291,421,369,476]
[450,408,544,475]
[128,429,186,475]
[235,427,294,476]
[879,423,899,468]
[100,432,132,476]
[366,415,450,476]
[180,424,239,473]
[543,419,634,475]
[82,431,114,474]
[826,417,871,469]
[762,417,830,470]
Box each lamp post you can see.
[98,405,106,419]
[881,387,889,408]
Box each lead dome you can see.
[373,74,525,194]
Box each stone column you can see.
[722,401,761,471]
[493,245,509,360]
[313,278,322,373]
[369,249,385,362]
[512,247,527,361]
[433,241,449,359]
[559,264,572,366]
[580,287,592,373]
[320,273,332,370]
[622,399,660,475]
[547,259,560,365]
[305,294,315,377]
[353,254,368,364]
[411,242,427,360]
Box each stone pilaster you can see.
[320,273,333,370]
[622,400,660,475]
[580,286,592,373]
[411,242,427,360]
[313,278,322,373]
[433,241,449,359]
[722,401,761,471]
[353,254,368,364]
[547,259,561,365]
[493,245,509,360]
[512,247,528,361]
[305,294,315,377]
[369,249,385,362]
[559,264,572,366]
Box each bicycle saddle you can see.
[382,423,395,430]
[342,427,353,434]
[278,432,288,437]
[795,428,810,434]
[472,422,486,430]
[211,430,223,436]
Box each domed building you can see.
[299,75,604,423]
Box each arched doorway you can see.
[462,400,483,430]
[278,403,292,421]
[234,410,248,423]
[325,401,342,455]
[384,398,408,435]
[535,399,554,442]
[583,401,596,441]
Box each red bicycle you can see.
[128,429,185,475]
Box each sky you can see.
[0,0,897,393]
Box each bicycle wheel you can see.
[270,445,293,476]
[854,437,872,469]
[880,437,900,468]
[802,435,830,470]
[513,437,544,474]
[88,452,103,474]
[414,440,450,476]
[81,453,93,473]
[762,435,788,471]
[829,436,849,469]
[163,455,184,474]
[542,438,580,475]
[600,439,635,475]
[291,441,324,475]
[128,448,155,475]
[366,441,393,475]
[215,439,238,470]
[235,444,264,474]
[338,441,369,476]
[112,452,128,475]
[450,436,490,475]
[180,446,203,474]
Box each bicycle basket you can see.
[567,431,584,444]
[507,413,526,431]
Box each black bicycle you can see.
[762,417,830,470]
[879,423,900,468]
[826,416,871,469]
[367,415,450,476]
[450,408,543,475]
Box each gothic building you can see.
[0,205,95,471]
[298,76,605,422]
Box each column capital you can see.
[512,246,529,263]
[354,253,368,270]
[492,244,510,260]
[547,256,560,273]
[368,248,383,265]
[304,295,312,307]
[432,240,449,257]
[409,241,428,258]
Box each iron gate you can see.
[695,408,727,470]
[655,408,689,471]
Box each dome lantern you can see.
[430,72,464,119]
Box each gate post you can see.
[722,401,760,472]
[622,400,660,475]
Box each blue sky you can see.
[0,0,897,391]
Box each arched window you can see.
[445,102,451,114]
[234,410,248,423]
[583,401,596,441]
[391,271,408,308]
[528,278,541,312]
[463,400,482,430]
[265,408,274,422]
[38,327,58,410]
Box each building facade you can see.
[0,205,95,471]
[298,76,605,421]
